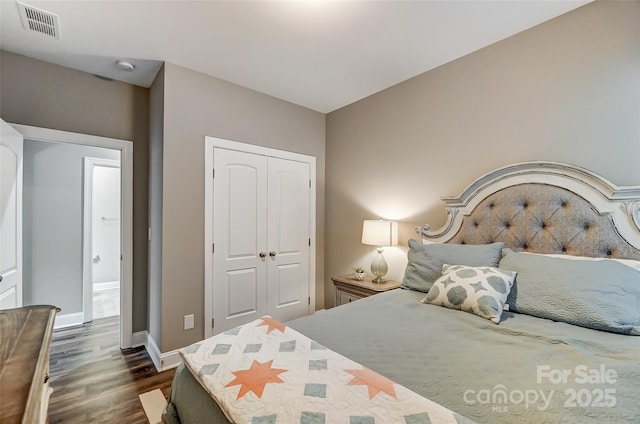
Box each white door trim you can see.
[82,157,121,323]
[204,136,316,339]
[12,124,134,349]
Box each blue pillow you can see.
[401,240,504,293]
[499,249,640,335]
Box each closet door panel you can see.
[212,148,267,332]
[227,269,258,318]
[267,157,310,322]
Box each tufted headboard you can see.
[417,162,640,261]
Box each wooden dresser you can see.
[0,305,58,424]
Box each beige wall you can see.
[157,62,325,351]
[0,51,150,331]
[325,0,640,306]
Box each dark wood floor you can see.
[48,316,175,423]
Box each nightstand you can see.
[332,274,401,306]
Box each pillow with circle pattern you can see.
[421,264,516,323]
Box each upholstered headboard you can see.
[417,162,640,261]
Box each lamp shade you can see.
[361,219,398,247]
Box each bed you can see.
[162,161,640,423]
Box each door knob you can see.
[259,251,267,258]
[269,251,276,257]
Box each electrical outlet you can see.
[184,314,194,330]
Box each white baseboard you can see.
[145,333,182,372]
[145,332,162,370]
[54,312,84,329]
[132,330,147,348]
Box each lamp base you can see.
[370,247,389,284]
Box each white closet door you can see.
[212,148,267,333]
[0,120,23,310]
[266,157,310,322]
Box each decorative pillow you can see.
[499,249,640,335]
[402,240,504,293]
[421,264,516,323]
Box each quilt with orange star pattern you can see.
[180,316,473,423]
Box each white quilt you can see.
[180,316,473,424]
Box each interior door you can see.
[0,119,23,309]
[266,157,310,322]
[83,157,121,322]
[212,148,268,333]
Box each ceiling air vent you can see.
[17,1,60,39]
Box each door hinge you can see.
[308,297,311,305]
[212,168,215,179]
[309,179,311,188]
[120,254,123,260]
[308,238,311,246]
[212,318,215,328]
[212,243,215,253]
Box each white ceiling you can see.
[0,0,591,113]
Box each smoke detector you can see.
[116,60,136,72]
[17,1,60,39]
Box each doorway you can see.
[12,123,134,349]
[83,157,121,321]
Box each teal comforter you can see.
[164,289,639,423]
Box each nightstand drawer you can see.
[332,275,401,307]
[338,290,364,306]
